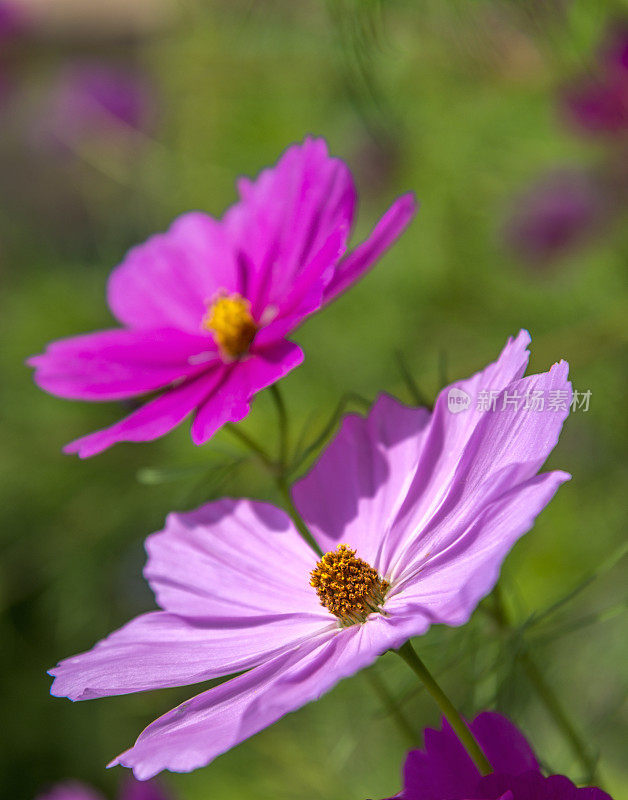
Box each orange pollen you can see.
[310,544,389,626]
[202,293,257,359]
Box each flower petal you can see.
[392,359,571,576]
[144,498,324,618]
[378,331,532,573]
[28,328,217,401]
[477,771,611,800]
[49,609,326,700]
[470,713,539,775]
[107,212,239,332]
[190,340,304,445]
[293,393,431,575]
[398,712,538,800]
[109,615,413,780]
[273,225,349,324]
[388,470,570,626]
[223,137,357,319]
[322,192,418,305]
[64,369,224,457]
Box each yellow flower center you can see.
[310,544,389,626]
[202,293,257,359]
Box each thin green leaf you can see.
[289,391,372,475]
[395,349,432,408]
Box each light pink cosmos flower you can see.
[49,331,571,779]
[28,137,417,457]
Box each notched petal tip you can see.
[514,328,532,346]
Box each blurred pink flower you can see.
[0,1,25,42]
[561,21,628,138]
[50,332,571,779]
[503,168,605,266]
[379,712,610,800]
[35,61,157,151]
[29,137,416,456]
[0,1,27,108]
[36,776,170,800]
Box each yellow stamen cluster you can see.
[203,293,257,359]
[310,544,389,626]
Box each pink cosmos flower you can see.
[49,331,571,779]
[379,711,610,800]
[28,137,416,457]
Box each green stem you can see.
[396,641,491,776]
[489,586,601,784]
[224,423,322,557]
[224,423,275,470]
[270,384,289,470]
[276,475,323,557]
[519,652,600,782]
[364,666,419,746]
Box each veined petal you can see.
[109,614,414,780]
[64,369,224,458]
[49,610,328,700]
[144,498,324,618]
[293,394,431,576]
[223,137,357,318]
[381,331,533,574]
[274,225,349,323]
[322,193,418,305]
[388,470,570,625]
[391,359,571,576]
[107,212,239,333]
[190,340,304,445]
[28,328,217,401]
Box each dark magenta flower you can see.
[379,712,611,800]
[29,137,416,456]
[561,21,628,138]
[49,332,571,778]
[503,168,604,266]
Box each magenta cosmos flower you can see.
[379,711,610,800]
[49,331,571,779]
[28,137,416,456]
[36,776,170,800]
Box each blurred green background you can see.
[1,1,627,799]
